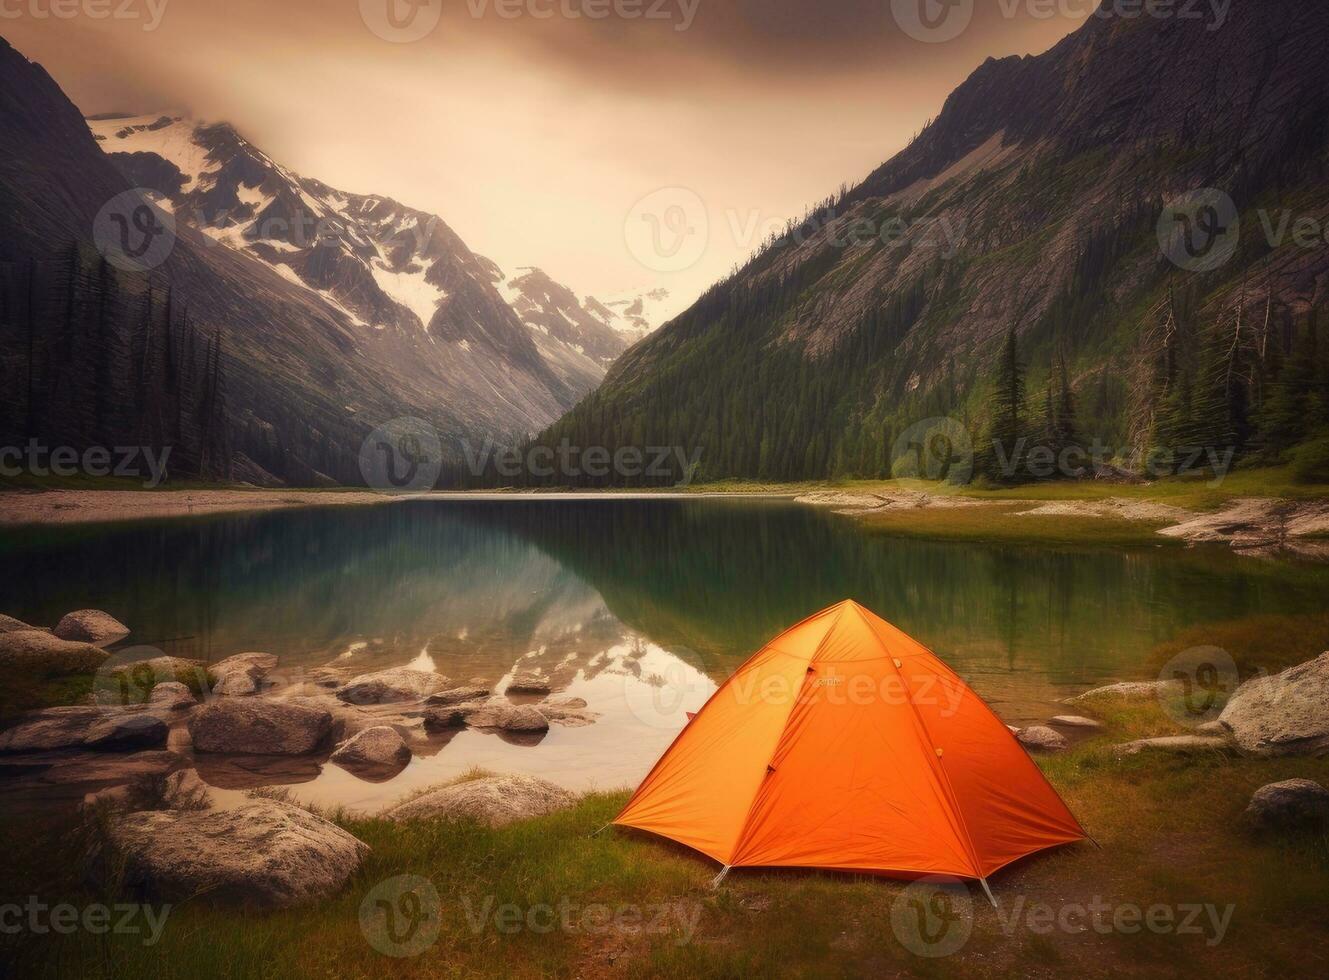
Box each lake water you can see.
[5,498,1328,812]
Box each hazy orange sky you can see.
[5,1,1086,312]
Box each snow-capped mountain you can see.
[89,113,665,400]
[89,114,518,342]
[493,266,628,393]
[584,287,673,342]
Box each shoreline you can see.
[2,483,1327,560]
[0,488,799,528]
[0,489,397,527]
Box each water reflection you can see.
[4,498,1328,810]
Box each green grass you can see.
[3,696,1327,978]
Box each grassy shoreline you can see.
[2,693,1326,978]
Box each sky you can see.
[5,0,1086,313]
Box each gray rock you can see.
[1219,652,1329,757]
[188,698,332,755]
[424,686,491,707]
[1049,715,1103,729]
[1069,680,1183,702]
[506,671,552,695]
[0,706,104,753]
[213,671,262,697]
[1017,726,1067,751]
[1244,779,1329,831]
[101,798,369,908]
[465,702,550,733]
[149,682,196,711]
[385,773,575,826]
[537,696,599,728]
[161,768,215,810]
[210,653,279,694]
[84,712,169,752]
[0,705,166,754]
[1114,735,1232,756]
[0,613,38,634]
[53,609,129,646]
[0,630,109,675]
[330,726,411,778]
[336,668,450,705]
[422,705,473,731]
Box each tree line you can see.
[0,243,231,482]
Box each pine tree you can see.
[980,328,1028,482]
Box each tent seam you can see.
[727,604,849,866]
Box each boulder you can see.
[1243,779,1329,831]
[53,609,129,646]
[213,672,262,697]
[0,706,103,753]
[1069,680,1183,702]
[100,798,369,908]
[1049,715,1103,729]
[385,773,575,826]
[0,630,109,675]
[506,671,552,695]
[188,698,332,755]
[0,705,166,753]
[465,702,550,734]
[210,653,279,694]
[330,726,412,779]
[336,668,450,705]
[424,685,491,707]
[422,705,473,732]
[1016,726,1067,751]
[83,712,169,752]
[1114,735,1232,756]
[1219,652,1329,757]
[0,613,37,634]
[149,682,196,711]
[537,696,599,728]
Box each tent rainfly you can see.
[612,600,1088,898]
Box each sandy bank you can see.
[0,489,395,526]
[796,489,1329,559]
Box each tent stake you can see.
[979,878,998,909]
[710,866,732,890]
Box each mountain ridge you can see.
[533,1,1329,485]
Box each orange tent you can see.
[614,600,1087,896]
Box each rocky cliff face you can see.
[537,1,1329,483]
